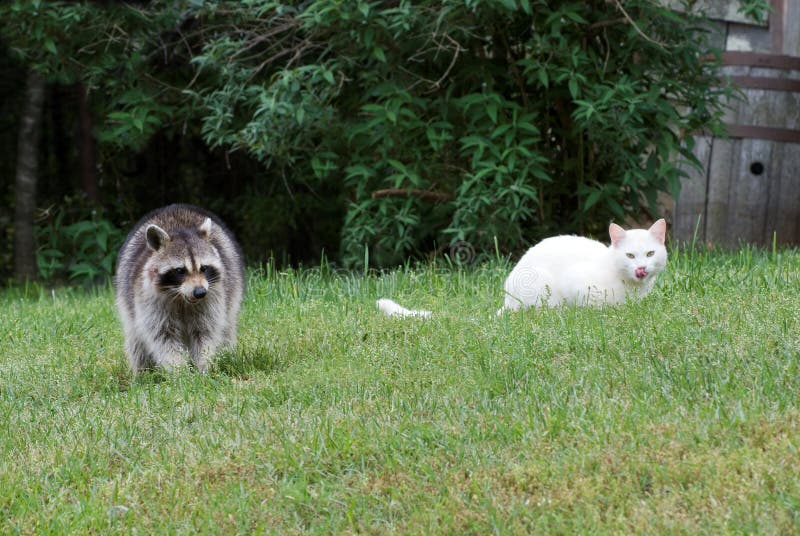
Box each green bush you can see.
[0,0,769,271]
[184,0,767,265]
[35,198,125,285]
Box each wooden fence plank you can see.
[726,22,773,53]
[705,139,737,244]
[785,1,800,56]
[662,0,769,26]
[771,142,800,244]
[727,138,772,244]
[674,137,713,243]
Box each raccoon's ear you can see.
[198,217,214,239]
[146,225,170,251]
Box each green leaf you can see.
[361,104,385,114]
[491,124,512,139]
[537,68,549,88]
[607,197,625,218]
[583,189,602,211]
[387,159,408,174]
[38,248,64,258]
[97,232,108,252]
[44,38,56,55]
[487,102,498,124]
[568,78,579,99]
[564,10,588,24]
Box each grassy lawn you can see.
[1,247,799,533]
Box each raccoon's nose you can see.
[193,286,207,299]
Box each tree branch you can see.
[371,188,453,202]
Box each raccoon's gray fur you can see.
[115,204,245,374]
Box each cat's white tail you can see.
[376,298,432,318]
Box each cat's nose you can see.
[635,266,647,279]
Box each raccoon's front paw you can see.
[190,343,215,374]
[194,357,211,374]
[155,351,190,372]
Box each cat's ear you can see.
[648,218,667,245]
[609,223,626,246]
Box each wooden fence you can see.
[672,0,800,246]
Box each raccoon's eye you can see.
[626,253,635,259]
[175,267,187,275]
[646,250,655,257]
[199,265,207,273]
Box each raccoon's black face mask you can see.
[157,264,221,301]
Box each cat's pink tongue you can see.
[635,266,648,279]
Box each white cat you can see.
[499,219,667,311]
[377,219,667,317]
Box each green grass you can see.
[2,247,800,533]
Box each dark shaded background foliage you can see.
[0,0,767,283]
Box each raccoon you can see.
[115,204,245,374]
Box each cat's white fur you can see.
[376,298,432,318]
[499,219,667,311]
[377,219,667,317]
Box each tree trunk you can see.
[76,83,99,202]
[13,70,45,282]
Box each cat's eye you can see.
[646,251,655,257]
[626,253,635,259]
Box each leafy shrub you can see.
[0,0,769,270]
[35,198,125,285]
[182,0,768,266]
